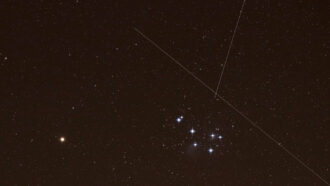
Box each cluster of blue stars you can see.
[176,115,224,154]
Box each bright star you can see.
[190,128,195,134]
[176,115,184,123]
[208,148,214,153]
[210,133,215,139]
[193,142,198,147]
[59,137,65,143]
[218,135,223,140]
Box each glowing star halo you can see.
[176,115,184,123]
[190,128,196,134]
[59,137,66,143]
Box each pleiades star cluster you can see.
[1,0,329,185]
[175,115,225,155]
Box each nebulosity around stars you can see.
[175,115,225,154]
[1,0,329,185]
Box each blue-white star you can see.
[176,115,184,123]
[218,135,223,140]
[208,148,214,154]
[193,142,198,147]
[210,133,215,139]
[190,128,196,134]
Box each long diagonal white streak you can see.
[214,0,247,97]
[133,27,330,185]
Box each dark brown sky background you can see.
[1,0,329,185]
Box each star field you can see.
[1,0,330,185]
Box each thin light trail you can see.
[133,27,329,186]
[214,0,247,97]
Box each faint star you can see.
[218,135,223,140]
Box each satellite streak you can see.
[133,27,329,185]
[214,0,246,97]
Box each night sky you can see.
[1,0,330,185]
